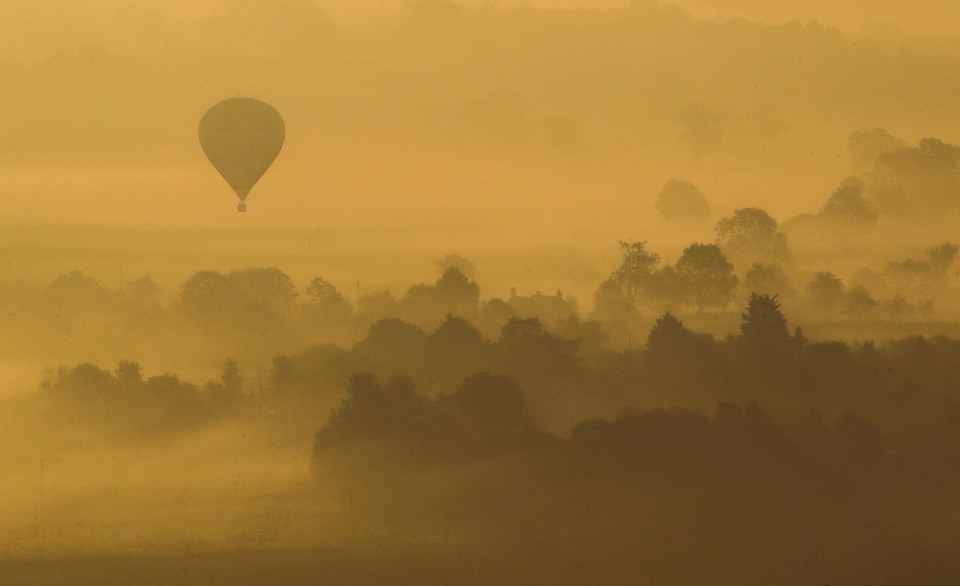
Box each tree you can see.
[115,360,143,388]
[612,240,661,304]
[431,314,490,372]
[715,208,790,268]
[744,263,793,298]
[591,277,641,350]
[43,270,114,312]
[885,242,958,297]
[478,298,516,339]
[226,267,297,316]
[819,176,877,231]
[868,138,960,217]
[646,312,715,370]
[306,278,340,304]
[848,128,907,170]
[434,266,480,313]
[126,275,161,302]
[675,243,738,312]
[646,266,691,312]
[882,295,931,319]
[591,278,637,323]
[806,272,844,313]
[49,363,117,397]
[356,290,401,324]
[401,266,480,327]
[498,317,578,369]
[205,358,243,408]
[316,373,431,446]
[355,318,430,370]
[739,294,792,357]
[220,358,243,395]
[433,313,485,345]
[655,179,710,223]
[646,313,687,356]
[443,372,528,438]
[843,285,878,318]
[781,177,878,243]
[177,269,292,351]
[304,277,353,325]
[555,316,610,361]
[176,270,240,324]
[926,242,959,273]
[435,253,478,279]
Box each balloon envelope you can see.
[199,98,285,210]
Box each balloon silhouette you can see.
[199,98,285,212]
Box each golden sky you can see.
[0,0,958,232]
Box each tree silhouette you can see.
[176,268,298,346]
[843,285,878,318]
[51,363,117,396]
[401,266,480,327]
[43,270,115,313]
[885,242,958,298]
[716,208,790,268]
[645,266,690,313]
[435,253,478,279]
[431,314,491,380]
[927,242,959,272]
[443,372,528,439]
[354,318,431,373]
[227,268,297,317]
[556,316,610,361]
[612,240,661,304]
[115,360,143,388]
[655,179,710,223]
[432,314,486,353]
[478,297,517,339]
[125,275,162,302]
[176,270,242,326]
[869,138,960,217]
[497,317,578,376]
[807,272,845,313]
[881,295,931,319]
[675,243,738,312]
[306,278,342,305]
[848,127,906,170]
[356,290,401,324]
[303,277,353,334]
[744,263,793,298]
[819,176,877,231]
[220,358,243,395]
[646,312,716,373]
[313,373,444,462]
[739,294,792,363]
[591,278,637,323]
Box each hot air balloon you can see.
[199,98,285,212]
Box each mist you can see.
[3,1,960,584]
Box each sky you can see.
[0,0,958,238]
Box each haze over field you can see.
[3,1,960,584]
